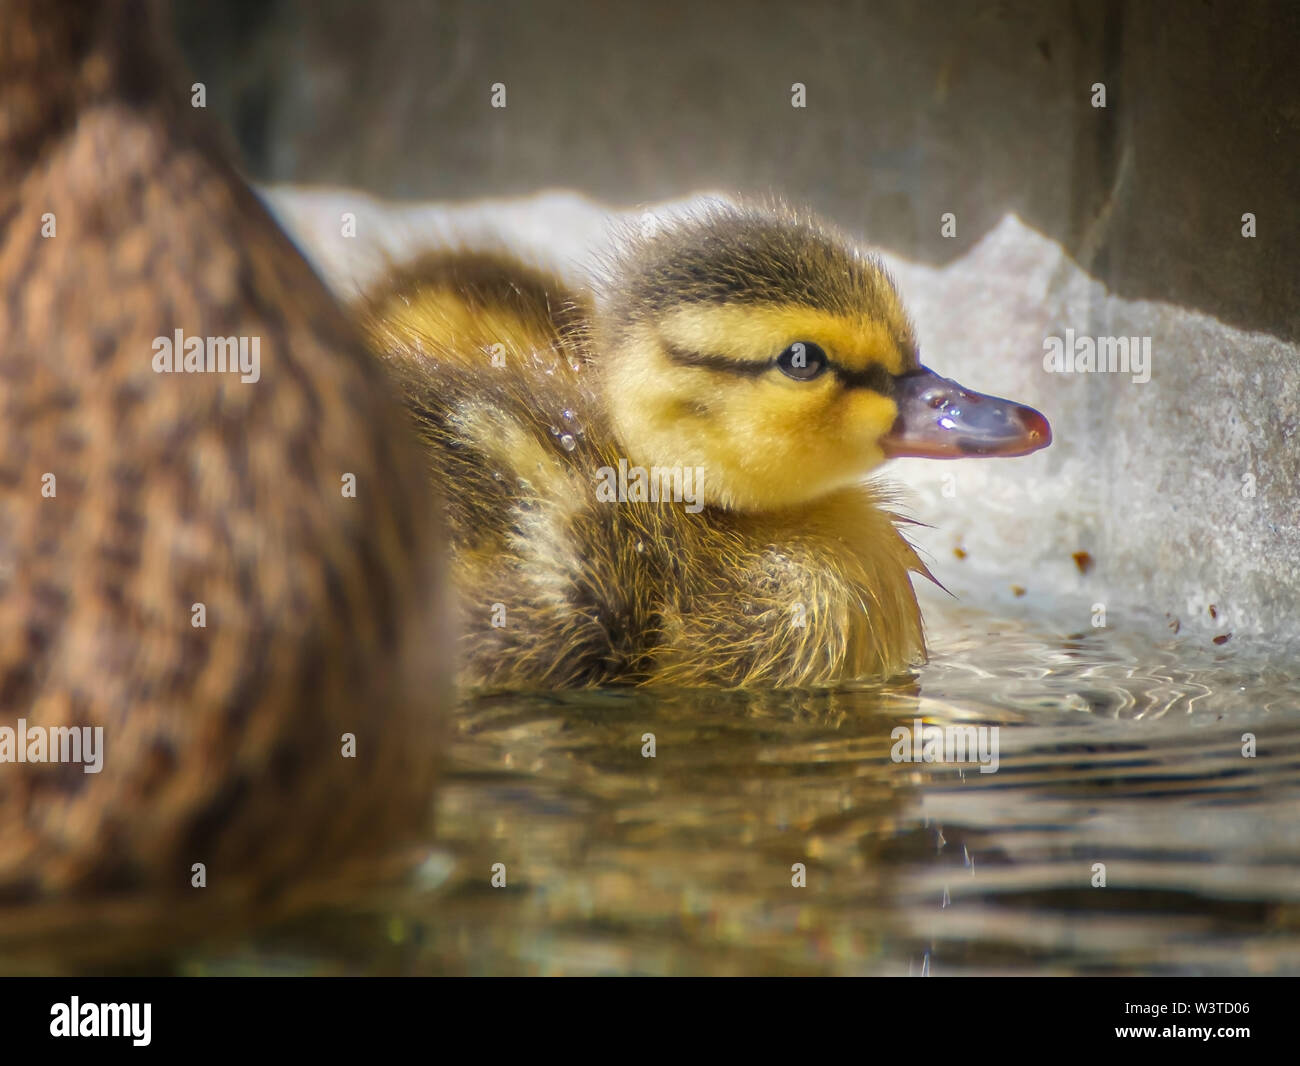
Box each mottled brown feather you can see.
[0,0,449,968]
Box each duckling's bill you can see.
[880,365,1051,460]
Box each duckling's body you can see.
[368,252,924,686]
[0,0,447,964]
[364,206,1049,688]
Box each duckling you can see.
[362,202,1049,688]
[0,0,448,964]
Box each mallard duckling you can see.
[0,0,447,964]
[362,202,1049,688]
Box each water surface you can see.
[193,588,1300,976]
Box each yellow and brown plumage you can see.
[362,202,1050,689]
[0,0,448,965]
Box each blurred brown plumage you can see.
[0,0,448,969]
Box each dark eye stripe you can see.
[662,341,769,377]
[836,363,895,395]
[662,338,897,393]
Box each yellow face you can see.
[602,301,913,512]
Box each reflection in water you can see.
[190,591,1300,975]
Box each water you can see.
[190,587,1300,976]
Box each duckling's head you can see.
[597,204,1050,512]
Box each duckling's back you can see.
[0,0,448,965]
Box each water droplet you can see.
[562,408,576,422]
[559,434,576,452]
[635,541,645,553]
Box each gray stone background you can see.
[175,0,1298,644]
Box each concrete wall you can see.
[177,0,1300,643]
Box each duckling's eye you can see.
[776,341,828,381]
